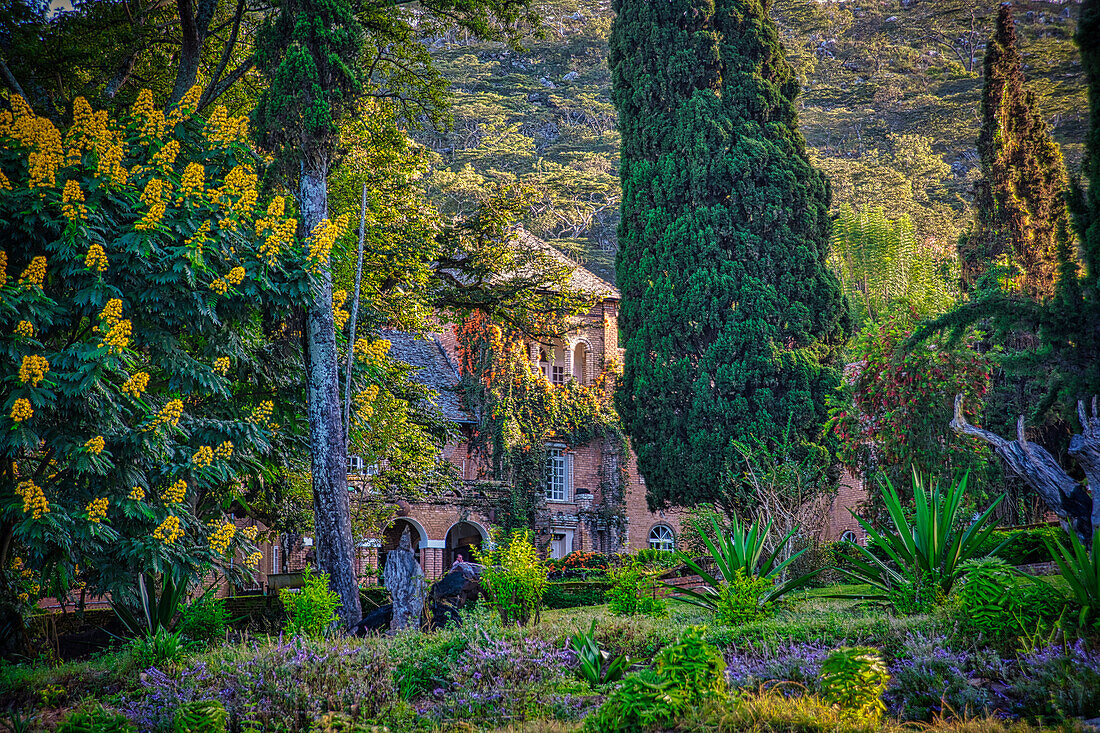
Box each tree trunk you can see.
[951,394,1097,544]
[299,162,363,629]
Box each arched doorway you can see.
[573,342,588,384]
[379,518,425,572]
[445,521,485,567]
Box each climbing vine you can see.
[455,311,628,534]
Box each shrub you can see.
[474,530,548,626]
[543,581,607,609]
[392,634,468,699]
[569,619,630,686]
[976,526,1061,566]
[57,702,135,733]
[715,569,774,626]
[841,471,1004,610]
[280,568,341,638]
[129,627,191,670]
[179,594,231,645]
[1045,527,1100,629]
[954,559,1067,642]
[607,562,667,617]
[819,647,890,723]
[586,626,725,732]
[675,515,820,613]
[173,700,227,733]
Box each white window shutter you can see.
[566,453,574,502]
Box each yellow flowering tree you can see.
[0,89,313,617]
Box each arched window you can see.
[573,342,588,384]
[649,525,675,552]
[840,530,858,544]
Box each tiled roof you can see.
[379,329,476,424]
[514,228,620,301]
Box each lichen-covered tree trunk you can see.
[299,164,362,628]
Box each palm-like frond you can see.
[1045,527,1100,627]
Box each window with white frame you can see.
[272,544,281,574]
[348,454,365,474]
[649,525,675,552]
[545,447,571,502]
[551,364,565,384]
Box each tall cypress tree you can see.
[253,0,365,626]
[611,0,849,510]
[960,2,1073,301]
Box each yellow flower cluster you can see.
[0,171,10,191]
[213,358,231,376]
[86,497,109,523]
[354,337,391,363]
[245,551,262,569]
[206,105,250,146]
[250,400,276,429]
[180,162,205,199]
[214,440,233,459]
[97,143,127,187]
[306,214,350,271]
[0,250,6,285]
[84,435,105,454]
[16,479,49,519]
[101,319,132,354]
[15,321,34,338]
[20,256,47,287]
[10,398,32,422]
[133,90,166,140]
[152,140,180,170]
[253,197,297,265]
[99,298,123,328]
[164,478,187,504]
[355,384,380,420]
[186,221,211,252]
[241,525,258,541]
[65,98,123,185]
[135,177,168,231]
[129,485,145,501]
[85,243,109,272]
[4,96,64,189]
[209,521,236,554]
[227,266,246,285]
[192,445,213,467]
[62,179,88,221]
[333,290,350,330]
[214,165,258,230]
[167,85,202,126]
[121,371,150,398]
[19,355,49,387]
[148,399,184,429]
[153,515,183,544]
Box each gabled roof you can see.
[514,228,620,301]
[380,329,476,424]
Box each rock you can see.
[539,77,556,89]
[562,71,579,82]
[351,604,393,636]
[383,529,426,632]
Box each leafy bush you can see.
[543,581,607,609]
[569,619,630,686]
[675,515,820,613]
[1045,527,1100,628]
[173,700,227,733]
[474,530,548,626]
[953,559,1067,642]
[129,627,191,670]
[586,626,726,732]
[57,702,135,733]
[715,569,774,626]
[545,551,611,576]
[392,634,468,699]
[179,594,231,645]
[819,647,890,723]
[281,568,341,638]
[976,526,1061,566]
[841,471,1003,609]
[607,561,666,617]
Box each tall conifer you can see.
[960,2,1073,300]
[610,0,849,509]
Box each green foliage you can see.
[675,515,820,613]
[309,712,387,733]
[57,702,135,733]
[953,559,1067,642]
[841,472,1004,608]
[172,700,227,733]
[474,530,548,626]
[114,573,186,638]
[960,3,1073,302]
[606,561,666,617]
[829,205,958,327]
[818,646,890,723]
[611,0,850,512]
[178,594,231,646]
[827,304,992,492]
[280,568,341,638]
[392,634,468,699]
[129,627,191,670]
[715,569,774,627]
[0,92,306,602]
[586,625,726,732]
[1045,527,1100,628]
[542,581,607,608]
[976,526,1062,566]
[569,619,631,686]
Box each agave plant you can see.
[569,619,631,686]
[841,471,1004,601]
[1045,527,1100,628]
[673,515,819,612]
[113,572,188,638]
